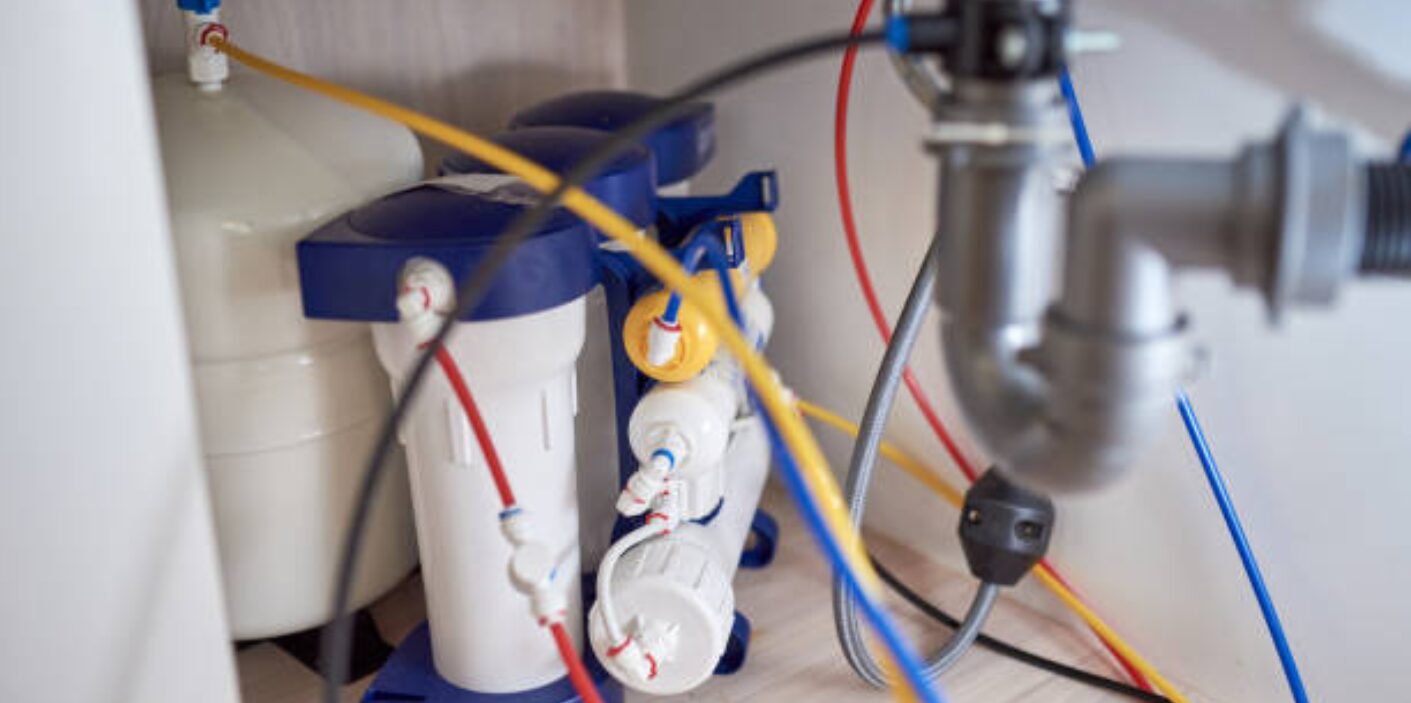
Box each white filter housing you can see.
[589,418,771,695]
[373,299,587,692]
[153,73,422,639]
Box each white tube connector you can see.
[499,507,532,547]
[606,615,682,685]
[500,508,572,626]
[646,317,683,367]
[616,433,685,516]
[593,492,682,685]
[509,542,569,626]
[626,372,736,521]
[183,10,228,91]
[396,257,456,346]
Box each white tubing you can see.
[373,298,586,693]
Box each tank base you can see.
[363,622,624,703]
[237,608,392,684]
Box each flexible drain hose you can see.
[1362,163,1411,274]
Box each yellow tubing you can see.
[207,36,919,701]
[1032,568,1189,703]
[796,398,1190,703]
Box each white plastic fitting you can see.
[498,508,532,547]
[183,11,229,91]
[646,317,683,368]
[508,540,569,626]
[396,257,456,345]
[500,508,573,627]
[615,432,686,516]
[591,492,683,687]
[624,372,736,521]
[616,451,671,517]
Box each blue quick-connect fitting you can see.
[177,0,221,14]
[650,448,677,471]
[885,16,911,53]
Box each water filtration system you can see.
[290,84,782,698]
[133,1,1411,702]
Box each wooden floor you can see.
[237,485,1133,702]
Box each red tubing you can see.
[834,0,978,484]
[551,622,606,703]
[434,345,517,509]
[436,345,604,700]
[835,0,1153,691]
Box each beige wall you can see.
[138,0,627,171]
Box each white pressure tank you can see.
[152,71,422,640]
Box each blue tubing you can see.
[753,401,943,703]
[1177,394,1310,703]
[1061,64,1310,703]
[661,236,720,325]
[1059,66,1097,169]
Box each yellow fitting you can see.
[623,289,718,382]
[733,212,778,276]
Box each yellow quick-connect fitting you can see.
[623,268,754,382]
[623,287,718,382]
[733,212,778,277]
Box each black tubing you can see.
[1361,163,1411,274]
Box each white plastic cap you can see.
[588,529,734,695]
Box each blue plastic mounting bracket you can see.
[712,611,753,676]
[656,171,779,248]
[362,622,623,703]
[595,250,652,495]
[591,170,783,685]
[738,509,779,570]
